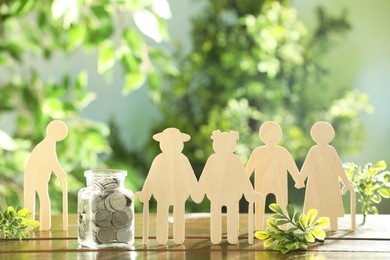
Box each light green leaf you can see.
[275,219,290,226]
[267,219,278,229]
[269,203,283,215]
[314,217,329,227]
[309,227,326,240]
[270,213,285,219]
[306,209,318,225]
[299,213,307,228]
[16,208,30,217]
[255,231,268,240]
[304,230,315,243]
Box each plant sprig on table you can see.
[0,206,39,240]
[344,160,390,224]
[255,203,329,254]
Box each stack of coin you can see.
[78,177,134,246]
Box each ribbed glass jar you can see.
[78,169,134,248]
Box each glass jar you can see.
[78,169,134,248]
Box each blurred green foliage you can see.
[0,0,173,212]
[147,0,372,210]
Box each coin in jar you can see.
[96,227,116,244]
[105,192,127,212]
[112,211,130,228]
[116,228,132,243]
[91,195,105,212]
[94,208,112,227]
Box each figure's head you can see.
[153,128,190,153]
[211,130,239,154]
[46,120,68,142]
[310,121,335,145]
[259,121,282,145]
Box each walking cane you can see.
[342,186,356,231]
[248,202,254,244]
[135,192,149,245]
[62,180,68,230]
[350,188,356,231]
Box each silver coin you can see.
[96,227,116,244]
[94,208,112,227]
[112,211,130,228]
[91,195,105,212]
[109,192,127,211]
[116,228,132,243]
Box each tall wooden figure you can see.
[299,121,356,231]
[136,128,201,245]
[246,121,303,230]
[24,120,68,230]
[198,130,262,244]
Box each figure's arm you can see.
[138,158,159,203]
[285,150,304,189]
[246,151,256,178]
[299,149,313,185]
[184,157,204,203]
[52,152,67,186]
[242,161,263,204]
[333,148,354,193]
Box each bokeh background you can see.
[0,0,389,215]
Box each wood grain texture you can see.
[198,130,262,244]
[246,121,303,230]
[300,122,356,231]
[23,120,68,231]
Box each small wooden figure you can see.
[136,128,202,245]
[24,120,68,230]
[299,121,356,231]
[246,121,303,230]
[198,130,262,244]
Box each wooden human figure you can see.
[136,128,202,245]
[198,130,262,244]
[299,121,356,231]
[24,120,68,230]
[246,121,303,230]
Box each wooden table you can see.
[1,214,390,259]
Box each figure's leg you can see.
[173,202,185,244]
[156,203,169,244]
[37,185,51,230]
[210,202,222,244]
[227,202,239,244]
[330,217,338,231]
[24,183,36,220]
[255,193,267,230]
[276,192,288,230]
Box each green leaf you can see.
[123,70,146,94]
[275,219,290,226]
[287,205,295,219]
[378,187,390,198]
[304,230,315,243]
[269,203,283,215]
[255,231,268,240]
[374,160,387,170]
[314,217,329,227]
[264,237,276,248]
[98,41,115,75]
[267,219,278,229]
[134,10,163,42]
[306,209,318,225]
[270,213,285,220]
